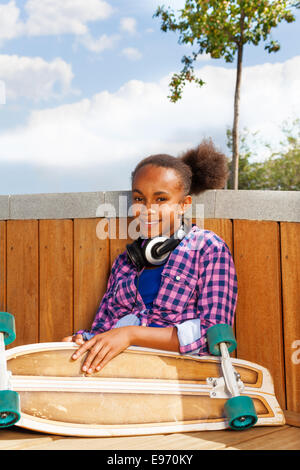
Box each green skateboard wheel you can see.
[224,395,258,430]
[207,323,237,356]
[0,312,16,346]
[0,390,21,428]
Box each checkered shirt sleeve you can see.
[178,242,238,355]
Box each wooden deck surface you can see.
[1,423,300,450]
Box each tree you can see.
[154,1,298,189]
[226,118,300,190]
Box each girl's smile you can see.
[131,164,191,239]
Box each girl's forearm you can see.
[128,325,180,353]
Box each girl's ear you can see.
[180,195,192,214]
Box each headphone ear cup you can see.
[127,227,186,270]
[126,239,146,272]
[148,227,186,261]
[143,237,169,265]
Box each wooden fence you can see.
[0,208,299,415]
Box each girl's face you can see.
[132,164,192,239]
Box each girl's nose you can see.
[146,206,160,221]
[140,202,158,214]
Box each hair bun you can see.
[180,138,229,195]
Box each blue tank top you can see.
[134,265,164,309]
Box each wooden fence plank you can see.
[39,220,73,342]
[74,218,110,333]
[233,220,285,408]
[109,218,134,268]
[200,218,237,356]
[6,220,39,346]
[203,218,233,254]
[284,410,300,428]
[0,221,6,312]
[280,222,300,413]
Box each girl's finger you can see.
[82,341,105,372]
[72,336,96,360]
[95,350,116,372]
[74,334,84,345]
[62,336,73,342]
[88,345,111,373]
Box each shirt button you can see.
[175,275,181,281]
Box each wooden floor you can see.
[1,423,300,450]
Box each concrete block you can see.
[101,191,133,218]
[191,190,216,220]
[2,189,300,222]
[215,190,300,222]
[0,196,9,220]
[10,192,105,220]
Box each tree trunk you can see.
[231,11,245,190]
[231,43,243,190]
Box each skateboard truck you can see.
[0,312,21,428]
[206,342,245,399]
[206,324,258,430]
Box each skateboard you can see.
[0,312,285,437]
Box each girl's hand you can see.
[61,334,84,345]
[71,327,133,374]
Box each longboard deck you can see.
[5,342,285,437]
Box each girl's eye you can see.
[133,196,168,203]
[157,197,167,202]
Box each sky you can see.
[0,0,299,195]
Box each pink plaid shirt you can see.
[77,225,238,355]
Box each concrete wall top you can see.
[0,190,299,222]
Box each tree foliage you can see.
[226,118,300,190]
[154,1,297,102]
[154,1,299,189]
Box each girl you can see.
[62,139,238,374]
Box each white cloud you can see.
[121,47,142,61]
[23,0,114,36]
[0,54,74,101]
[0,0,23,44]
[146,0,186,12]
[0,56,299,168]
[0,0,114,46]
[120,17,137,35]
[240,58,300,125]
[77,33,120,53]
[0,80,5,104]
[196,53,212,62]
